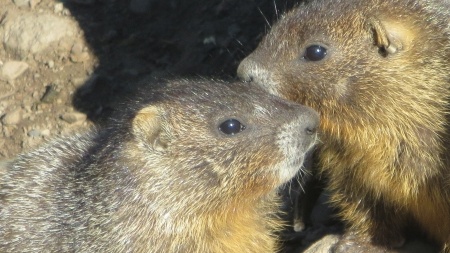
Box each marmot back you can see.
[238,0,450,252]
[0,79,318,253]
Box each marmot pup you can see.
[0,79,319,253]
[238,0,450,251]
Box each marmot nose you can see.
[305,125,317,135]
[301,109,319,136]
[237,58,255,82]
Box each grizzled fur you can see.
[0,79,318,253]
[238,0,450,252]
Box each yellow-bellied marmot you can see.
[0,79,319,253]
[238,0,450,251]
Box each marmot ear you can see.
[368,18,404,56]
[133,105,169,151]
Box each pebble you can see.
[3,13,78,57]
[71,42,84,55]
[0,61,29,81]
[41,84,60,103]
[70,51,90,63]
[60,112,86,124]
[70,77,88,86]
[2,108,22,125]
[62,9,71,16]
[40,129,50,136]
[27,128,50,137]
[54,3,64,14]
[27,129,41,137]
[70,42,90,63]
[47,60,55,69]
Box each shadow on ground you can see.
[63,0,300,124]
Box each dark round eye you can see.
[303,45,327,61]
[219,119,246,135]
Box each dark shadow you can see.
[63,0,300,123]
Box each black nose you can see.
[306,126,317,135]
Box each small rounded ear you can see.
[133,105,169,151]
[368,17,404,56]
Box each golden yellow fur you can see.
[238,0,450,251]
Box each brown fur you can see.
[237,0,450,251]
[0,79,318,252]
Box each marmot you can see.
[237,0,450,252]
[0,79,319,253]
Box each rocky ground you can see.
[0,0,439,252]
[1,0,94,158]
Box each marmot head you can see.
[115,80,318,210]
[238,0,450,133]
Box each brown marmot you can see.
[0,79,319,253]
[237,0,450,252]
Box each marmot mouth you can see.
[275,154,308,185]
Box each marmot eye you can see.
[219,119,246,135]
[303,45,327,61]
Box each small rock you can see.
[71,42,84,55]
[3,13,78,57]
[40,129,50,136]
[27,129,41,137]
[46,60,55,69]
[62,9,71,16]
[70,77,88,86]
[70,51,90,63]
[41,84,60,103]
[0,61,29,81]
[60,112,86,124]
[54,3,64,13]
[2,108,22,125]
